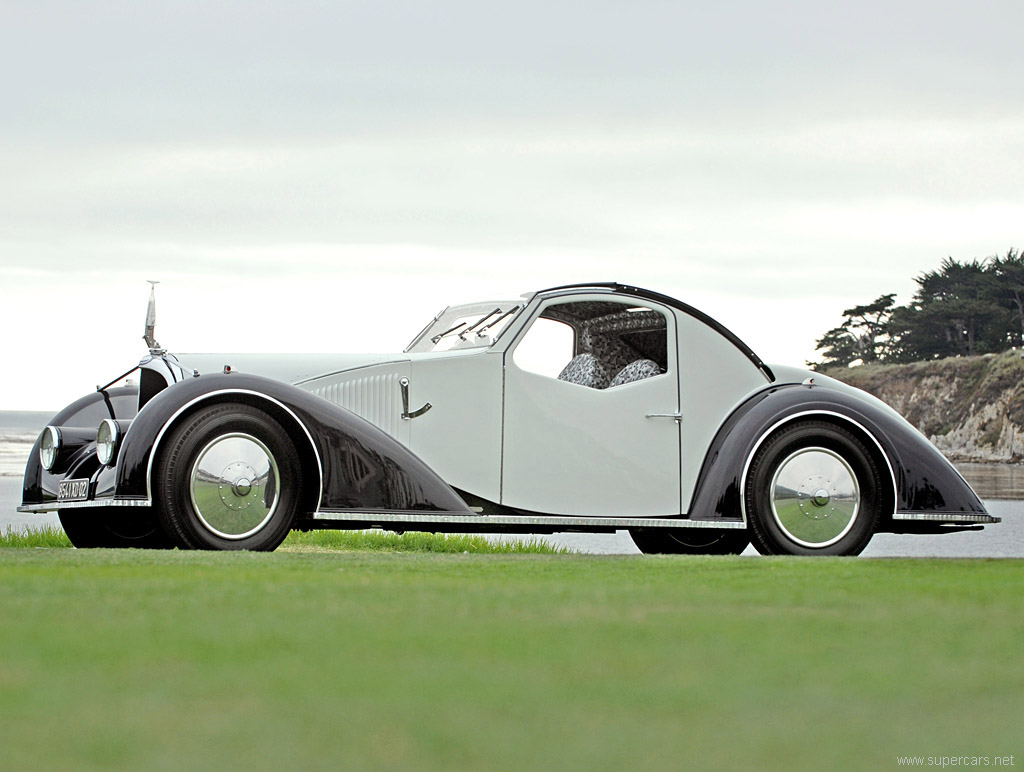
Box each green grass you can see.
[1,524,72,548]
[1,551,1021,772]
[0,525,570,554]
[282,528,574,554]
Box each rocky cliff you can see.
[823,349,1024,463]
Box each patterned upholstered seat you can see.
[608,358,662,388]
[557,353,610,389]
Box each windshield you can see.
[405,300,525,353]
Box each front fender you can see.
[688,383,987,528]
[21,386,140,506]
[115,372,471,516]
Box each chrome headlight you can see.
[96,419,120,466]
[39,426,61,471]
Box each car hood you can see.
[175,352,409,386]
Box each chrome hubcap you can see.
[189,433,280,539]
[811,488,830,507]
[769,447,860,548]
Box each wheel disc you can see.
[769,446,860,548]
[189,432,280,539]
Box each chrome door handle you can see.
[646,412,683,423]
[400,377,432,420]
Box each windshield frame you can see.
[404,299,527,353]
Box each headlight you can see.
[96,419,120,466]
[39,426,61,471]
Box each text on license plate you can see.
[58,479,90,502]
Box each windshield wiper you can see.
[459,308,502,339]
[476,305,520,336]
[431,322,467,344]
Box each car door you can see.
[405,348,505,503]
[501,295,681,517]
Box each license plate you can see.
[58,478,90,502]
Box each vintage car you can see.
[19,282,998,555]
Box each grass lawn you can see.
[1,549,1021,771]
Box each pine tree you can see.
[812,249,1021,367]
[990,248,1024,348]
[810,294,896,368]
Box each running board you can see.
[311,510,746,530]
[17,499,151,512]
[20,503,998,528]
[892,512,1000,524]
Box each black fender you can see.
[114,371,471,516]
[25,372,470,517]
[21,386,140,506]
[688,382,986,530]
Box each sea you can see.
[2,410,1022,557]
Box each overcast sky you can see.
[2,0,1022,410]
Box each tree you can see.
[990,248,1024,348]
[810,294,896,369]
[888,258,1005,361]
[811,250,1023,367]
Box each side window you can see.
[512,318,575,378]
[512,300,670,389]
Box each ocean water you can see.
[0,411,52,477]
[2,411,1021,556]
[1,411,60,533]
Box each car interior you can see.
[540,300,669,389]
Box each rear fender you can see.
[688,383,986,528]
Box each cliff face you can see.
[823,349,1024,463]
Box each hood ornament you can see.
[143,280,163,353]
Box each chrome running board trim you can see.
[311,510,747,530]
[17,499,151,513]
[892,512,1000,524]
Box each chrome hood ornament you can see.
[143,280,162,352]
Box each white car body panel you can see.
[178,353,406,388]
[675,308,772,510]
[500,293,682,516]
[300,362,412,444]
[180,352,414,443]
[501,365,681,515]
[406,350,505,502]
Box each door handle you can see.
[400,377,432,420]
[646,412,683,423]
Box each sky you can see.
[2,0,1022,410]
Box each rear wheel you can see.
[745,420,883,556]
[629,528,749,555]
[155,403,303,551]
[58,507,173,549]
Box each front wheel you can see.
[155,403,304,551]
[629,528,749,555]
[58,507,173,549]
[745,420,883,556]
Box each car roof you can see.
[533,282,774,381]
